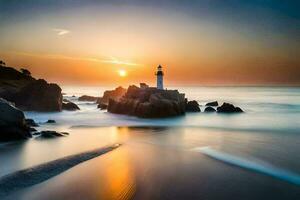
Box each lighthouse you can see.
[156,65,164,90]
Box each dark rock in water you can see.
[206,101,218,106]
[217,103,243,113]
[108,85,186,118]
[78,95,99,102]
[72,95,76,97]
[29,127,37,132]
[98,103,108,110]
[63,99,71,103]
[0,66,63,112]
[25,118,39,127]
[186,100,200,112]
[46,119,56,123]
[0,98,31,141]
[97,86,126,105]
[12,79,62,111]
[62,102,80,111]
[38,131,69,138]
[204,106,216,112]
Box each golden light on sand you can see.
[118,69,127,77]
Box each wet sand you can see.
[3,127,300,200]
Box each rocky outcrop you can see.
[108,85,186,118]
[46,119,56,123]
[25,119,39,127]
[62,102,80,111]
[0,66,63,112]
[0,98,31,141]
[78,95,99,102]
[98,103,108,110]
[36,131,69,138]
[206,101,218,106]
[217,103,243,113]
[11,79,62,111]
[97,86,126,105]
[204,106,216,112]
[186,100,200,112]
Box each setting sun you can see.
[118,69,127,77]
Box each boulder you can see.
[12,79,62,111]
[25,118,39,127]
[0,98,31,141]
[37,131,69,138]
[107,86,186,118]
[186,100,200,112]
[62,102,80,111]
[204,106,216,112]
[98,103,108,110]
[46,119,56,123]
[217,103,243,113]
[78,95,99,102]
[206,101,218,106]
[97,86,126,105]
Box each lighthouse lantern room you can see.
[156,65,164,90]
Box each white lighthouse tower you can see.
[156,65,164,90]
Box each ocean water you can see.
[25,86,300,133]
[1,86,300,199]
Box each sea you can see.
[1,86,300,199]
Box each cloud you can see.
[52,28,70,36]
[100,56,140,66]
[9,52,141,66]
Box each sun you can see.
[118,69,127,77]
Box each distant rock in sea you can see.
[204,106,216,112]
[37,131,69,138]
[78,95,99,102]
[0,98,31,141]
[46,119,56,123]
[186,100,201,112]
[206,101,218,106]
[62,101,80,111]
[217,103,243,113]
[108,85,186,118]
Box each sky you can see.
[0,0,299,86]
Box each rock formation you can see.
[0,66,63,112]
[206,101,218,106]
[62,101,80,111]
[0,98,31,141]
[78,95,99,102]
[204,106,216,112]
[186,100,201,112]
[108,85,186,118]
[97,86,126,106]
[217,103,243,113]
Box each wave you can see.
[0,144,121,197]
[191,146,300,186]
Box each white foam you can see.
[192,146,300,186]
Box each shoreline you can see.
[0,143,121,197]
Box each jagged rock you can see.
[38,131,69,138]
[12,79,62,111]
[217,103,243,113]
[78,95,99,102]
[62,102,80,111]
[186,100,200,112]
[25,118,39,127]
[0,98,31,141]
[206,101,218,106]
[97,86,126,105]
[98,103,108,110]
[108,85,186,118]
[46,119,56,123]
[204,106,216,112]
